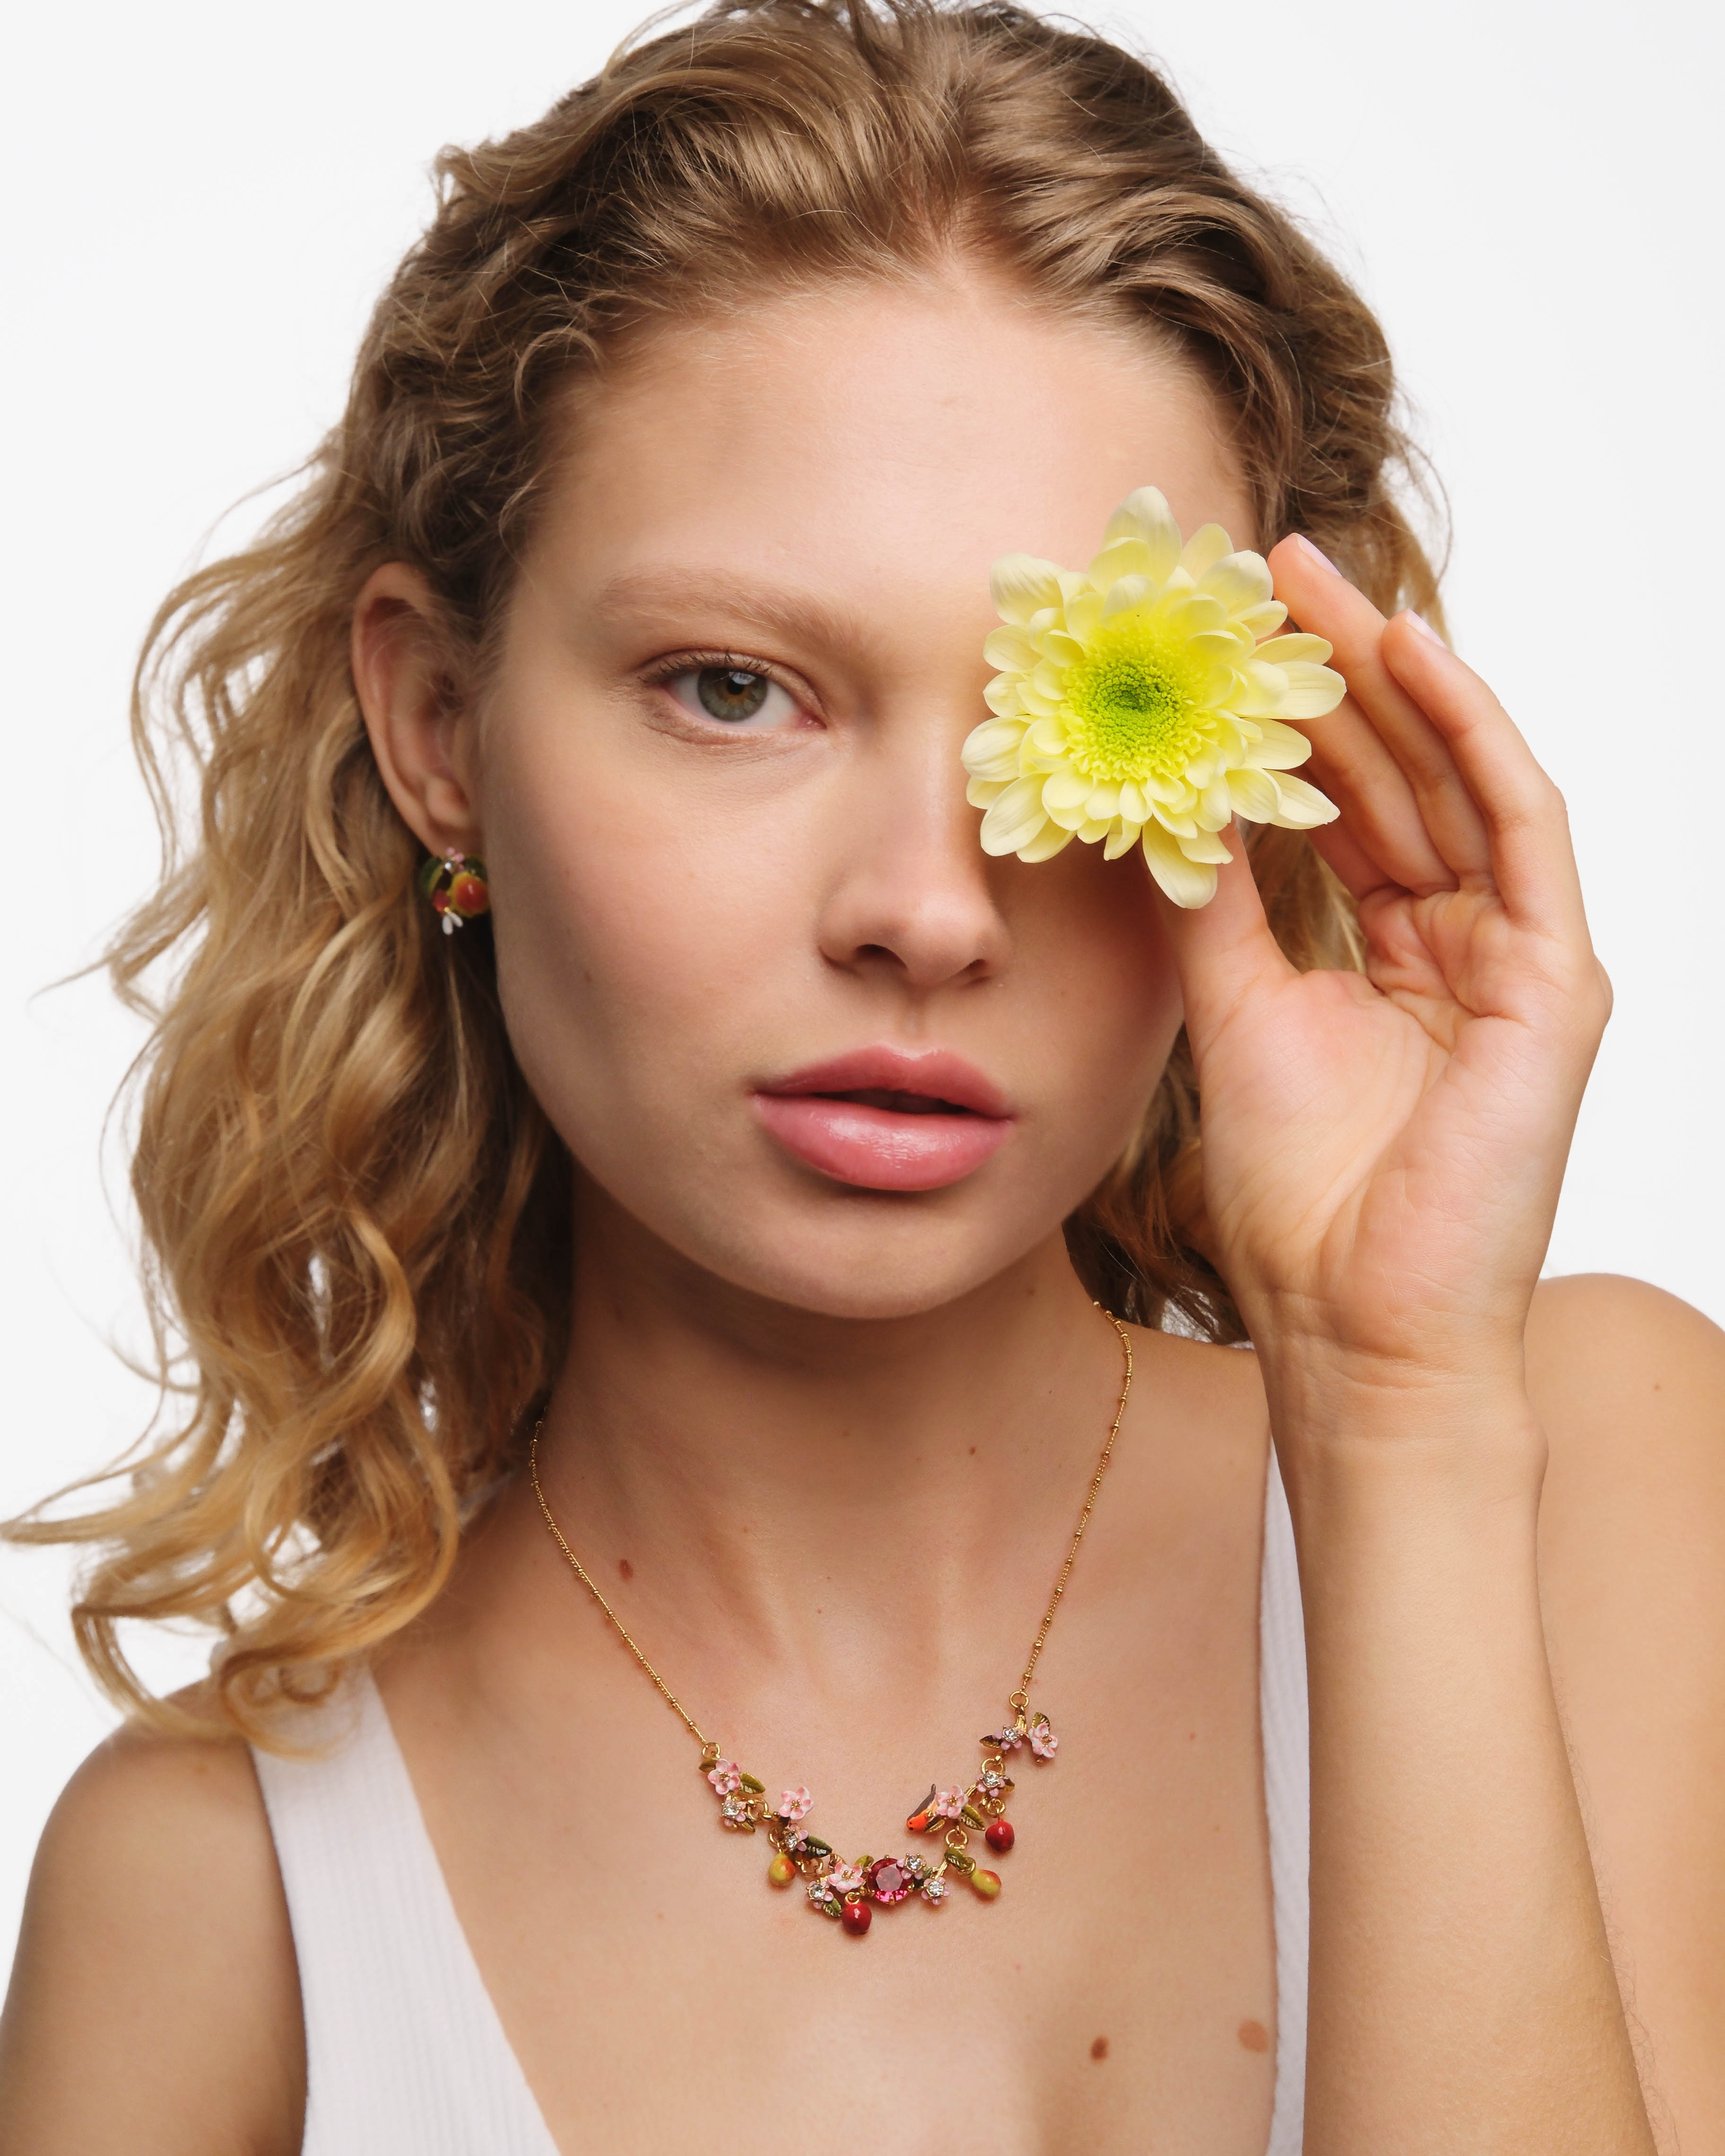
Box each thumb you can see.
[1156,827,1297,1053]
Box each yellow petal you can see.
[1252,632,1333,666]
[1117,780,1149,823]
[1087,537,1161,593]
[1018,822,1076,863]
[1231,659,1290,717]
[1273,661,1348,719]
[983,626,1039,671]
[990,554,1066,625]
[961,717,1026,769]
[1237,600,1287,640]
[983,674,1024,717]
[966,748,1023,786]
[966,775,1007,809]
[1063,588,1105,641]
[1042,768,1092,813]
[1178,524,1234,580]
[1211,713,1248,761]
[1103,488,1182,582]
[1103,819,1142,860]
[1245,717,1315,771]
[1197,778,1232,830]
[1198,550,1274,615]
[1101,574,1152,620]
[1162,592,1228,639]
[1037,630,1086,667]
[1263,772,1339,827]
[1225,766,1283,821]
[1076,817,1115,844]
[1084,782,1123,822]
[1026,716,1069,758]
[1141,823,1219,908]
[1177,826,1234,864]
[980,775,1051,854]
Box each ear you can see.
[352,563,482,856]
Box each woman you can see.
[1,2,1719,2148]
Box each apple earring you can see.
[418,850,491,934]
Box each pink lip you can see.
[754,1047,1014,1192]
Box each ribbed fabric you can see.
[256,1440,1310,2154]
[1260,1441,1311,2153]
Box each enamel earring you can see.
[419,850,491,934]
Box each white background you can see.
[3,0,1720,1973]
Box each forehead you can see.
[536,272,1255,598]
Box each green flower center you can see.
[1061,626,1209,782]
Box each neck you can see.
[522,1190,1131,1693]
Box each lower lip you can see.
[753,1095,1012,1192]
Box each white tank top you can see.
[254,1444,1310,2153]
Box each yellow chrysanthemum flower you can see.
[962,488,1345,907]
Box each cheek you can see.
[1002,846,1185,1162]
[477,719,803,1146]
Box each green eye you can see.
[663,664,800,731]
[697,667,771,722]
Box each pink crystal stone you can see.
[867,1856,914,1906]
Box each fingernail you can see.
[1403,609,1443,644]
[1290,533,1339,574]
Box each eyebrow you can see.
[591,567,879,660]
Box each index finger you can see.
[1268,537,1494,885]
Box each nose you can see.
[814,705,1012,994]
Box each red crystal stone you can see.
[866,1856,913,1905]
[985,1818,1015,1854]
[840,1897,871,1936]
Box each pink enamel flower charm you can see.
[827,1861,866,1898]
[1029,1714,1059,1761]
[777,1785,813,1823]
[707,1758,742,1795]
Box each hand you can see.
[1159,538,1612,1405]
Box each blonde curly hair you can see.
[9,0,1439,1739]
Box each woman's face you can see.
[471,273,1255,1319]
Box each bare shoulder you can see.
[0,1708,304,2156]
[1524,1274,1725,2148]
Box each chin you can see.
[651,1177,1084,1323]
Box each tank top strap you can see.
[252,1671,558,2156]
[1259,1438,1310,2153]
[255,1466,1309,2155]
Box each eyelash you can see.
[639,649,815,722]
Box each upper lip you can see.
[757,1046,1011,1120]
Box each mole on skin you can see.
[1090,2036,1109,2061]
[618,1558,633,1581]
[1237,2019,1270,2053]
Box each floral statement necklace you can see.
[530,1312,1133,1939]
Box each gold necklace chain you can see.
[530,1306,1133,1935]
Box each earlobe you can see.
[350,563,481,856]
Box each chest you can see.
[401,1597,1282,2155]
